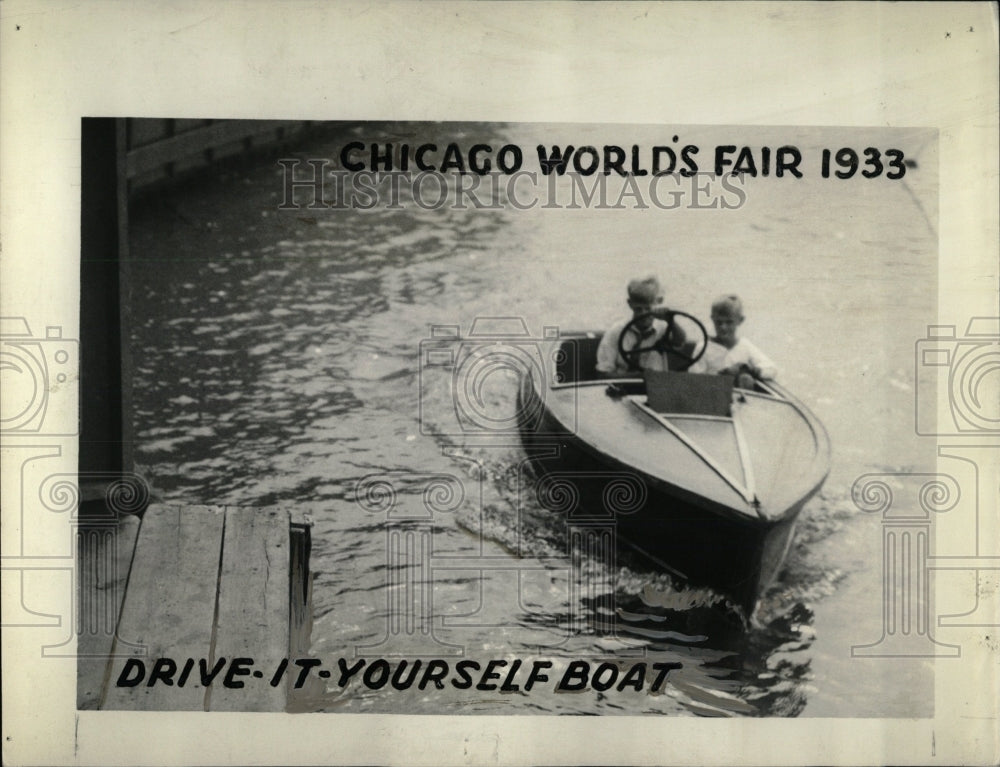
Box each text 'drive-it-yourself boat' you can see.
[517,322,831,617]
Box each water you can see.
[128,121,938,716]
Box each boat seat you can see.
[643,369,734,417]
[555,335,601,384]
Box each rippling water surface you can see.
[129,122,938,716]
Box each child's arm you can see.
[595,322,625,376]
[742,339,777,380]
[716,340,777,380]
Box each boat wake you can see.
[449,457,853,716]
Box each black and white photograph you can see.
[2,3,998,765]
[79,119,941,719]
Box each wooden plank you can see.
[286,510,316,712]
[208,507,289,712]
[101,505,224,710]
[288,512,313,657]
[126,120,305,178]
[127,118,171,148]
[77,512,141,709]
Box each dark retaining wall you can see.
[80,118,327,508]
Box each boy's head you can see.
[627,276,663,307]
[626,276,664,332]
[710,294,744,345]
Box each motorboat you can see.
[517,315,831,616]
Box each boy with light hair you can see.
[595,275,689,377]
[691,294,777,387]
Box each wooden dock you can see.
[78,504,312,712]
[126,118,328,197]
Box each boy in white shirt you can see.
[595,275,691,377]
[692,295,777,388]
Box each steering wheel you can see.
[617,309,709,373]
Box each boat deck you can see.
[540,334,829,522]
